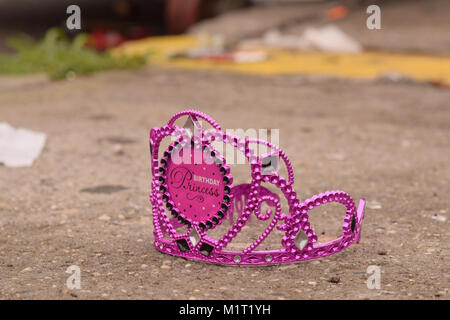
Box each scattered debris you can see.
[98,214,111,221]
[80,185,128,194]
[263,25,362,53]
[366,201,382,210]
[263,30,310,51]
[302,25,362,53]
[0,122,46,167]
[326,5,349,21]
[232,50,268,63]
[168,33,267,63]
[328,276,340,284]
[171,48,267,63]
[88,30,129,51]
[430,214,447,223]
[169,34,223,58]
[117,34,450,86]
[378,250,388,256]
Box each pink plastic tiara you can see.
[150,110,365,265]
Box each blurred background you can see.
[0,0,449,81]
[0,0,448,52]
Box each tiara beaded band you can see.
[150,110,365,265]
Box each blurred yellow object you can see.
[115,35,450,86]
[114,35,199,62]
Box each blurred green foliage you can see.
[0,28,148,80]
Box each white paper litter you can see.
[264,30,311,50]
[263,25,362,54]
[303,25,362,53]
[430,214,447,223]
[233,50,268,63]
[0,122,46,167]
